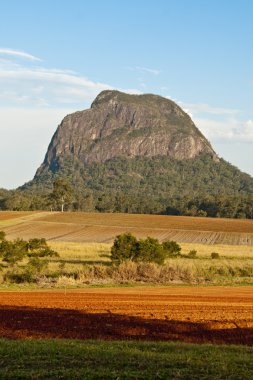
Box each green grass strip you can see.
[0,339,252,379]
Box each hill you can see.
[35,90,218,178]
[2,91,253,217]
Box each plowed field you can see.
[0,286,252,345]
[0,211,36,221]
[1,211,253,245]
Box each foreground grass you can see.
[0,339,252,380]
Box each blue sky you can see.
[1,0,253,188]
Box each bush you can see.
[111,233,138,264]
[111,233,182,265]
[4,270,36,284]
[0,231,6,241]
[211,252,220,259]
[188,250,197,259]
[112,261,138,282]
[137,237,166,265]
[162,240,181,257]
[0,231,59,283]
[137,262,161,281]
[1,239,28,265]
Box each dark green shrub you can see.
[162,240,181,257]
[1,239,28,265]
[28,257,48,273]
[4,271,35,284]
[211,252,220,259]
[0,231,6,241]
[28,238,47,250]
[27,238,58,258]
[137,237,166,265]
[111,233,138,264]
[0,234,59,283]
[188,250,197,259]
[111,234,181,265]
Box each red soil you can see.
[0,286,252,345]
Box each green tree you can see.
[27,238,58,258]
[1,238,28,266]
[137,237,165,265]
[49,179,73,211]
[0,232,59,282]
[162,240,181,257]
[111,234,180,265]
[111,233,138,264]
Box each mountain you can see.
[36,90,218,178]
[19,90,253,218]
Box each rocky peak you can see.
[35,90,218,177]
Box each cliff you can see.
[35,90,218,177]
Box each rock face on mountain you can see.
[35,90,218,177]
[21,90,253,217]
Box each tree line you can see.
[1,154,253,218]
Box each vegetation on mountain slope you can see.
[1,154,250,218]
[1,91,253,218]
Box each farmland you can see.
[0,286,252,345]
[1,211,253,245]
[1,211,253,286]
[1,212,253,379]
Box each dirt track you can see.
[0,286,252,345]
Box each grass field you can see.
[1,238,253,287]
[40,241,253,286]
[0,339,252,379]
[49,241,253,262]
[1,211,253,245]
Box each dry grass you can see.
[43,241,253,286]
[180,243,253,259]
[51,259,253,286]
[49,241,111,262]
[48,241,253,262]
[1,239,252,286]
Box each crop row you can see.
[2,220,253,245]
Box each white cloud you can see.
[168,99,253,143]
[0,64,113,107]
[136,66,160,76]
[127,66,160,76]
[0,48,41,61]
[195,117,253,142]
[0,108,74,189]
[180,102,239,116]
[0,55,141,108]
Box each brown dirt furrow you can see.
[0,286,252,345]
